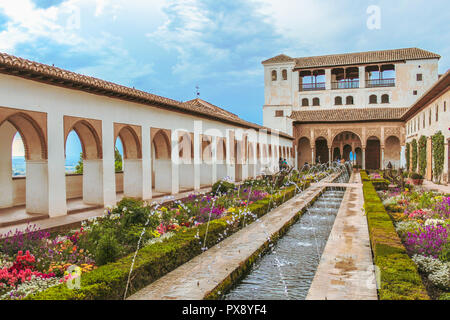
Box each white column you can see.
[0,123,16,208]
[362,147,366,170]
[311,148,315,165]
[443,141,448,184]
[400,145,406,170]
[47,111,67,216]
[211,136,217,184]
[381,147,385,170]
[171,131,180,194]
[295,145,298,170]
[123,159,143,198]
[325,68,332,90]
[102,121,116,207]
[141,128,152,200]
[359,66,366,89]
[226,130,234,180]
[83,159,103,205]
[26,160,49,214]
[193,129,201,190]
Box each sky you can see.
[5,0,450,158]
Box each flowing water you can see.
[223,177,348,300]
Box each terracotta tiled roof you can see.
[402,69,450,120]
[290,107,409,123]
[0,51,293,139]
[261,54,295,64]
[183,99,240,121]
[263,48,440,68]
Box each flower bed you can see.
[378,188,450,300]
[1,171,324,300]
[361,174,430,300]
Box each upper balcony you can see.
[366,78,395,88]
[300,82,326,92]
[297,63,396,92]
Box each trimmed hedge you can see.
[28,181,310,300]
[361,174,429,300]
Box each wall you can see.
[405,90,450,183]
[11,173,124,206]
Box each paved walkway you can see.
[128,174,338,300]
[306,173,378,300]
[0,187,211,236]
[421,180,450,194]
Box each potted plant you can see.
[410,172,424,185]
[353,164,361,172]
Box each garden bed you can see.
[1,170,328,300]
[361,171,430,300]
[378,186,450,300]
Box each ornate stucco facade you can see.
[262,48,449,183]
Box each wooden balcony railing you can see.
[366,78,395,88]
[299,82,326,92]
[331,80,359,90]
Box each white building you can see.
[0,52,294,221]
[262,48,440,135]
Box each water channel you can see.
[223,172,349,300]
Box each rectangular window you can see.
[416,74,423,81]
[413,90,418,95]
[429,109,432,125]
[275,110,284,117]
[436,105,439,122]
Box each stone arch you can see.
[282,69,287,80]
[1,112,47,160]
[312,97,320,106]
[369,94,378,104]
[248,142,255,164]
[346,96,354,105]
[151,128,172,193]
[384,135,401,168]
[201,135,212,162]
[271,70,277,81]
[64,117,102,160]
[335,96,342,106]
[366,136,381,170]
[302,98,309,107]
[152,129,171,160]
[381,94,390,104]
[355,147,363,166]
[331,131,363,147]
[217,137,226,161]
[315,137,329,163]
[178,131,193,161]
[115,125,142,159]
[297,137,312,169]
[343,144,352,161]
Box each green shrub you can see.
[410,172,424,180]
[96,231,122,266]
[212,180,235,195]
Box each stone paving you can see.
[421,180,450,194]
[128,175,338,300]
[306,173,378,300]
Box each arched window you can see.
[302,98,309,107]
[312,97,320,106]
[346,96,354,105]
[271,70,277,81]
[369,95,377,104]
[282,69,287,80]
[334,96,342,106]
[381,94,389,104]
